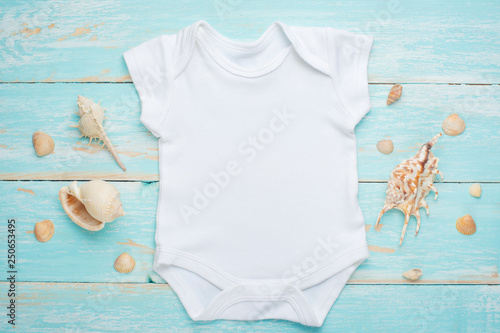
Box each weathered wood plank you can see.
[1,181,498,284]
[1,83,499,181]
[0,0,498,83]
[2,282,498,332]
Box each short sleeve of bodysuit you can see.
[325,28,373,125]
[124,35,174,138]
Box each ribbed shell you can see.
[114,253,136,273]
[456,214,476,235]
[34,220,55,242]
[32,131,55,156]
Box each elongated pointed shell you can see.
[34,220,54,242]
[376,133,443,245]
[59,180,125,231]
[75,95,126,171]
[114,253,135,273]
[32,131,54,156]
[402,268,422,281]
[456,214,476,235]
[387,84,403,105]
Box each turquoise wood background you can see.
[0,0,499,331]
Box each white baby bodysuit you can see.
[124,20,373,327]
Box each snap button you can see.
[258,285,269,295]
[285,286,296,295]
[233,286,245,295]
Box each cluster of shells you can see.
[378,85,478,249]
[31,96,135,273]
[382,85,479,282]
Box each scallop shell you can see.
[469,183,481,198]
[456,214,476,235]
[387,84,403,105]
[402,268,422,281]
[32,131,55,156]
[442,113,465,136]
[34,220,54,242]
[114,253,135,273]
[59,180,125,231]
[75,95,126,171]
[377,139,394,154]
[376,133,443,245]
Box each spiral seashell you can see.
[32,131,54,156]
[468,183,481,198]
[75,95,126,171]
[114,253,135,273]
[59,180,125,231]
[34,220,55,242]
[377,139,394,154]
[376,133,443,245]
[456,214,476,235]
[402,268,422,281]
[386,84,402,105]
[442,113,465,136]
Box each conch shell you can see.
[76,95,126,171]
[376,133,443,245]
[387,84,402,105]
[59,180,125,231]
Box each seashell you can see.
[114,253,135,273]
[442,113,465,136]
[386,84,402,105]
[402,268,422,281]
[468,183,481,198]
[59,180,125,231]
[76,95,126,171]
[32,131,54,156]
[377,139,394,154]
[376,133,443,245]
[456,214,476,235]
[34,220,54,242]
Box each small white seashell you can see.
[468,183,481,198]
[114,253,135,273]
[377,139,394,154]
[59,180,125,231]
[402,268,422,281]
[442,113,465,136]
[34,220,55,242]
[32,131,55,156]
